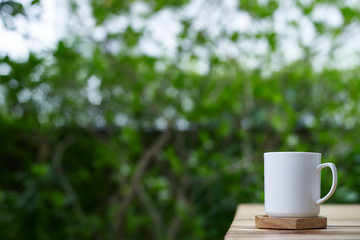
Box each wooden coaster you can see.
[255,215,327,230]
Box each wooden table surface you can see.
[225,204,360,239]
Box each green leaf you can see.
[0,1,25,16]
[30,163,49,177]
[164,146,183,175]
[230,32,240,42]
[31,0,40,5]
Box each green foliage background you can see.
[1,0,360,239]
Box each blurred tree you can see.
[1,0,360,239]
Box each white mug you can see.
[264,152,337,218]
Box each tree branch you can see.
[166,174,190,240]
[135,184,165,239]
[52,134,84,219]
[115,125,172,238]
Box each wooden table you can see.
[225,204,360,239]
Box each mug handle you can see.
[316,163,338,205]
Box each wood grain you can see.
[225,204,360,239]
[255,215,327,230]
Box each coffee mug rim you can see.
[264,151,321,156]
